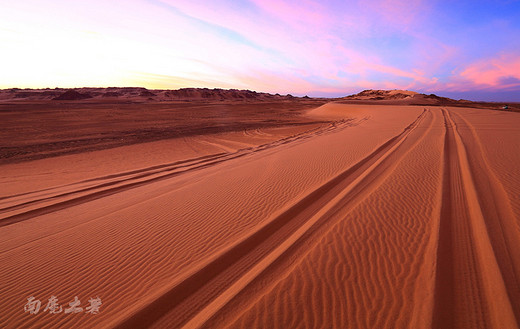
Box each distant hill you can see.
[343,89,419,100]
[52,90,93,100]
[1,87,515,111]
[0,87,300,102]
[340,89,465,105]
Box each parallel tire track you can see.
[433,108,518,329]
[449,110,520,323]
[111,109,429,329]
[0,120,356,227]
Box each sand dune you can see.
[1,102,519,328]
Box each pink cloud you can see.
[408,53,520,94]
[458,54,520,89]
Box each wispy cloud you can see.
[1,0,520,99]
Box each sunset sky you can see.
[1,0,520,100]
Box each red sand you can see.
[1,100,519,328]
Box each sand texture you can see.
[1,101,519,329]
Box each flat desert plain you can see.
[1,96,520,328]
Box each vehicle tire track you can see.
[449,109,520,324]
[432,108,518,329]
[0,120,357,227]
[110,109,430,329]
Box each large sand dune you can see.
[1,102,519,328]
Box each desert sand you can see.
[1,90,519,328]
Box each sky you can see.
[1,0,520,101]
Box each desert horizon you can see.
[1,87,518,165]
[2,0,520,328]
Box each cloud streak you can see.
[1,0,519,100]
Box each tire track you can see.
[449,109,520,324]
[110,109,429,329]
[201,108,440,329]
[0,120,356,227]
[432,108,518,329]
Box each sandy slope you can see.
[1,103,519,328]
